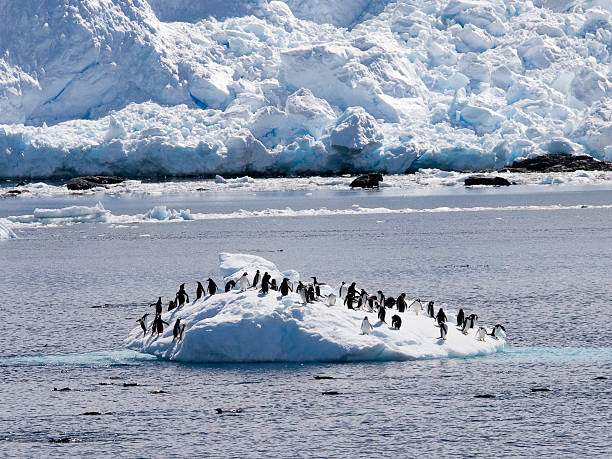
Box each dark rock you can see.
[507,154,612,173]
[66,176,125,190]
[464,175,511,186]
[349,173,383,188]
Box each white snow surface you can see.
[126,253,505,362]
[1,0,612,178]
[0,221,16,239]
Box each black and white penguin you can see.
[378,304,386,323]
[173,319,182,342]
[347,282,357,298]
[225,280,236,292]
[461,314,478,334]
[377,290,384,305]
[252,270,260,288]
[360,316,373,335]
[153,315,169,336]
[280,278,292,296]
[238,273,250,291]
[368,296,378,311]
[358,289,369,310]
[327,293,337,306]
[151,297,163,316]
[391,314,402,330]
[488,324,506,340]
[385,296,396,309]
[396,293,406,312]
[439,322,448,340]
[179,324,186,342]
[196,282,205,300]
[409,298,423,315]
[207,278,217,296]
[137,313,149,336]
[476,327,487,341]
[168,300,176,311]
[427,301,435,318]
[435,308,447,326]
[307,285,315,303]
[299,286,308,304]
[344,291,356,309]
[175,284,189,307]
[261,272,271,294]
[270,279,278,291]
[311,277,321,297]
[456,308,465,327]
[339,282,347,299]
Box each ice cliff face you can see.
[0,0,611,178]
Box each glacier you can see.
[1,0,611,178]
[125,253,505,362]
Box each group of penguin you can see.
[135,270,506,344]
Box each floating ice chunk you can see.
[144,206,194,221]
[126,253,505,362]
[0,222,17,239]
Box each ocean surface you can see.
[1,183,611,456]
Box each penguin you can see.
[168,300,176,311]
[238,273,250,291]
[368,296,378,311]
[385,296,396,309]
[409,299,423,315]
[391,314,402,330]
[151,297,163,316]
[252,270,260,288]
[377,290,384,305]
[327,293,336,306]
[137,313,149,337]
[307,285,315,303]
[179,324,186,342]
[173,319,182,342]
[347,282,357,298]
[153,315,169,336]
[270,279,278,291]
[196,282,205,300]
[339,282,348,299]
[427,301,435,318]
[344,291,356,309]
[261,272,271,294]
[299,287,308,304]
[396,294,406,312]
[280,278,292,296]
[456,308,465,327]
[488,324,506,340]
[435,308,447,326]
[476,327,487,341]
[175,284,189,307]
[439,322,448,340]
[461,314,478,335]
[225,280,236,292]
[207,278,217,296]
[378,304,386,323]
[311,277,321,297]
[359,289,369,310]
[360,316,373,335]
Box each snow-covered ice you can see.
[126,253,505,362]
[0,221,17,239]
[1,1,612,178]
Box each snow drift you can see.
[1,0,612,178]
[125,253,505,362]
[0,221,17,239]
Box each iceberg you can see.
[0,222,17,239]
[126,253,505,362]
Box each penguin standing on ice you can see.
[439,322,448,340]
[339,282,348,299]
[391,314,402,330]
[427,301,435,318]
[261,272,271,294]
[225,280,236,292]
[461,314,478,334]
[327,293,336,306]
[378,304,387,323]
[456,308,465,327]
[307,285,316,303]
[137,314,149,336]
[347,282,357,298]
[345,291,356,309]
[299,287,308,304]
[488,324,506,340]
[270,279,278,291]
[207,278,218,296]
[196,282,205,300]
[377,290,384,305]
[385,296,396,309]
[358,289,369,310]
[476,327,487,341]
[173,319,182,342]
[153,315,169,336]
[151,297,163,316]
[168,300,176,311]
[311,277,321,297]
[361,316,373,335]
[409,298,423,315]
[238,273,250,291]
[396,294,406,312]
[175,284,189,307]
[280,278,292,296]
[252,270,260,288]
[435,308,447,326]
[179,323,186,342]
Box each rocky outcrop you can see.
[464,175,511,186]
[350,173,383,188]
[66,176,125,190]
[506,154,612,172]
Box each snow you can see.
[0,222,17,239]
[1,0,612,178]
[125,253,505,362]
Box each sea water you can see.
[0,184,611,456]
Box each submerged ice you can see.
[125,253,505,362]
[1,0,612,178]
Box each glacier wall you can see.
[0,0,611,178]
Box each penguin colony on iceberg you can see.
[136,271,506,344]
